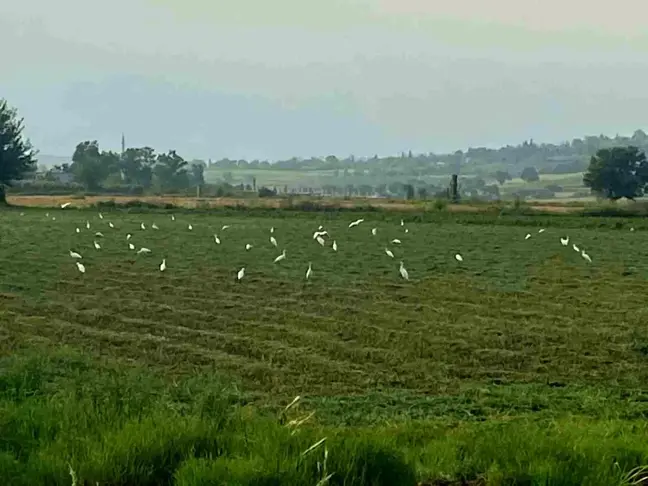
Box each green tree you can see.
[120,147,156,188]
[520,166,540,182]
[71,141,113,190]
[0,99,37,203]
[583,146,648,200]
[494,170,510,185]
[154,150,189,191]
[189,161,205,186]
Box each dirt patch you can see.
[6,194,581,214]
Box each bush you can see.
[258,187,277,198]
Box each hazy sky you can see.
[1,0,647,160]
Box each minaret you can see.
[121,133,125,155]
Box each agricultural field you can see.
[3,206,648,484]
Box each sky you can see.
[1,0,647,161]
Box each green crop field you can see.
[3,206,648,485]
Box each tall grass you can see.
[1,347,648,485]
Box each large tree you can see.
[583,146,648,200]
[0,99,37,203]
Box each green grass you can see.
[3,206,648,484]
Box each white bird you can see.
[46,212,49,217]
[86,221,90,230]
[237,267,245,280]
[140,223,146,230]
[405,228,409,233]
[52,217,56,221]
[401,219,404,226]
[631,227,635,232]
[126,234,132,240]
[371,228,377,236]
[538,228,545,233]
[318,225,323,230]
[152,223,159,230]
[129,243,135,250]
[188,224,193,230]
[108,222,114,228]
[385,248,394,258]
[560,237,569,246]
[137,247,151,254]
[273,250,286,263]
[332,240,338,252]
[171,215,175,221]
[316,236,325,246]
[581,250,592,263]
[455,254,463,262]
[270,227,274,233]
[61,202,71,209]
[245,244,252,250]
[98,213,103,219]
[572,244,580,253]
[270,236,278,247]
[313,230,328,239]
[69,250,82,259]
[159,259,167,272]
[399,261,409,280]
[214,234,221,244]
[525,233,531,240]
[221,225,230,230]
[95,232,104,237]
[93,241,101,250]
[305,262,313,280]
[348,218,364,228]
[391,239,401,244]
[75,227,80,233]
[76,261,85,273]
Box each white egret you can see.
[152,223,159,230]
[572,244,580,253]
[332,240,338,252]
[137,247,151,254]
[129,243,135,250]
[93,241,101,250]
[159,259,167,272]
[348,218,364,228]
[61,202,71,209]
[560,237,569,246]
[188,224,193,231]
[371,228,377,236]
[76,228,80,234]
[99,213,103,219]
[399,261,409,280]
[391,239,401,244]
[539,228,546,233]
[270,227,274,233]
[313,231,328,239]
[401,219,404,226]
[69,250,82,259]
[140,223,146,230]
[581,250,592,263]
[76,261,85,273]
[316,236,325,246]
[237,267,245,280]
[52,217,56,221]
[405,228,409,233]
[631,227,635,232]
[171,215,175,221]
[95,232,104,237]
[214,234,221,244]
[126,234,132,240]
[245,244,252,250]
[306,262,313,280]
[525,233,531,240]
[108,222,114,228]
[222,225,230,230]
[270,236,278,247]
[385,248,394,258]
[455,254,463,262]
[273,250,287,263]
[86,221,90,229]
[318,225,323,230]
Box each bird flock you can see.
[55,202,593,281]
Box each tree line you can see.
[1,97,648,203]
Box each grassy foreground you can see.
[3,206,648,484]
